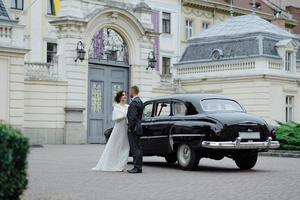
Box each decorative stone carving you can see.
[211,49,224,60]
[50,17,87,39]
[182,6,214,19]
[89,28,129,64]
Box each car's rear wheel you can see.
[165,154,177,164]
[177,144,200,170]
[235,153,258,170]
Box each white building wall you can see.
[29,0,43,62]
[0,57,9,121]
[8,56,25,129]
[24,80,67,144]
[0,51,26,130]
[130,0,180,89]
[180,76,300,123]
[5,0,57,62]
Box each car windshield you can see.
[201,99,243,112]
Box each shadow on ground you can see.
[128,161,273,173]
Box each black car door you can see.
[141,102,155,154]
[142,100,172,154]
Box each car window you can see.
[155,102,171,117]
[143,103,153,118]
[201,99,243,112]
[173,102,187,116]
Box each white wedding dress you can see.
[92,104,130,171]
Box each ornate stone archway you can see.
[51,5,155,144]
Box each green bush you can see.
[276,122,300,150]
[0,123,29,200]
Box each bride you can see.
[92,91,130,171]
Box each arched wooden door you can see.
[87,28,130,144]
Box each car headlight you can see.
[213,125,222,136]
[271,129,276,140]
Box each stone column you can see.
[51,10,88,144]
[132,1,158,100]
[59,0,84,18]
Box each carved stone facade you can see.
[45,1,158,144]
[1,0,170,144]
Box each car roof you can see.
[149,93,232,102]
[146,93,239,114]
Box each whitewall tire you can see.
[177,144,200,170]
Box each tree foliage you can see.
[0,123,29,200]
[276,122,300,150]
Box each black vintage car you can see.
[106,94,280,170]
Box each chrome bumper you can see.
[202,137,280,150]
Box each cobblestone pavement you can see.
[24,145,300,200]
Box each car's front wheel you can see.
[177,144,200,170]
[234,153,258,170]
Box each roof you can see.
[0,0,10,21]
[192,14,297,40]
[180,37,260,63]
[286,6,300,34]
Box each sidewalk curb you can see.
[259,150,300,158]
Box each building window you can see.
[47,0,56,15]
[11,0,23,10]
[285,96,294,122]
[47,43,57,63]
[162,12,171,34]
[162,57,171,75]
[202,22,210,30]
[185,20,193,40]
[285,51,292,71]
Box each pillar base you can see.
[64,107,86,144]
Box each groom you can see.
[127,86,144,173]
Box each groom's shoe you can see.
[127,168,142,173]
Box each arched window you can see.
[89,28,129,64]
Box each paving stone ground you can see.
[24,145,300,200]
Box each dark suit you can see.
[127,96,143,170]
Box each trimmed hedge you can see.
[276,122,300,150]
[0,123,29,200]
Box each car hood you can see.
[206,112,267,126]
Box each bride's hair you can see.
[114,91,125,103]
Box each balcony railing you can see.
[0,24,12,44]
[173,58,289,80]
[25,62,58,80]
[174,59,256,78]
[268,60,283,70]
